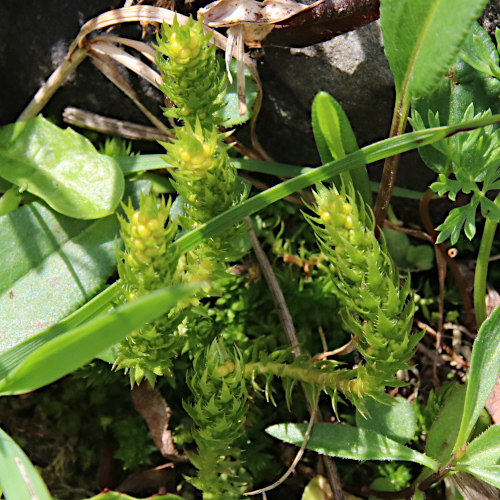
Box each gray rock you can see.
[251,21,395,167]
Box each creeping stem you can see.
[244,361,365,395]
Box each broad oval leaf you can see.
[217,59,257,127]
[455,302,500,452]
[0,180,151,356]
[381,0,489,99]
[0,202,119,354]
[0,116,125,218]
[0,283,199,395]
[266,422,438,471]
[0,284,116,382]
[459,425,500,466]
[0,427,52,500]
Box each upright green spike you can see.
[305,181,422,397]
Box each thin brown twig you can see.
[245,217,345,500]
[414,319,470,369]
[224,136,264,160]
[63,107,173,141]
[246,217,300,353]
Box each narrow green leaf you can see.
[0,116,124,218]
[171,113,500,255]
[381,0,488,99]
[0,283,199,395]
[312,92,350,162]
[355,397,417,445]
[454,465,500,489]
[459,425,500,466]
[117,156,426,199]
[266,422,438,471]
[455,303,500,452]
[83,113,500,328]
[0,427,52,500]
[0,202,120,354]
[0,284,116,382]
[311,91,372,206]
[426,385,466,464]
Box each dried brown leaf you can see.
[131,382,181,458]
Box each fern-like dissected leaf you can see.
[411,104,500,244]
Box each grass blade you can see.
[0,283,116,381]
[0,427,52,500]
[454,302,500,452]
[0,283,199,395]
[171,113,500,255]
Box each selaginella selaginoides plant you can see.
[115,15,423,499]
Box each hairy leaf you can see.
[412,23,500,174]
[355,397,417,445]
[0,116,124,218]
[381,0,488,99]
[266,422,438,470]
[455,302,500,452]
[459,424,500,466]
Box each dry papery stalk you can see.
[17,4,269,159]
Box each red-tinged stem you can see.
[374,94,411,230]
